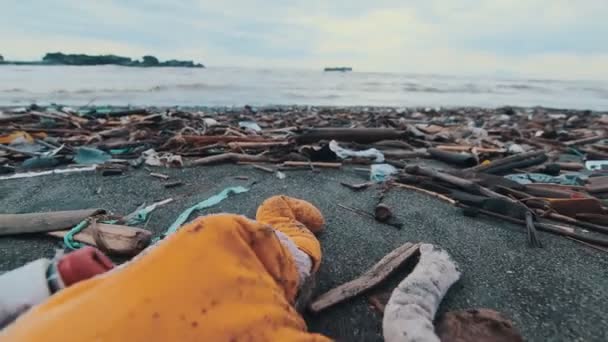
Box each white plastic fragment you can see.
[329,140,384,163]
[239,121,262,132]
[383,244,461,342]
[370,163,398,182]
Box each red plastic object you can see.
[57,246,114,287]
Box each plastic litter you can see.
[585,160,608,171]
[122,198,174,226]
[239,121,262,132]
[505,173,586,186]
[162,186,249,238]
[142,149,183,168]
[74,147,111,165]
[22,156,60,170]
[329,140,384,163]
[370,164,398,182]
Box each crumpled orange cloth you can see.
[1,196,330,342]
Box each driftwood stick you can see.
[0,209,105,236]
[466,151,546,174]
[190,153,270,166]
[563,135,606,147]
[295,128,404,144]
[309,242,420,313]
[227,141,290,150]
[48,223,152,256]
[283,161,342,169]
[405,165,513,202]
[468,206,608,247]
[392,182,457,205]
[181,135,276,145]
[543,212,608,235]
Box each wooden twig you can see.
[392,182,457,205]
[190,153,270,166]
[150,172,169,180]
[251,164,275,173]
[309,242,420,313]
[283,161,341,169]
[563,135,606,147]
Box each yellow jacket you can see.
[1,196,330,342]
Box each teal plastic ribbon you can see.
[64,220,89,250]
[161,186,249,239]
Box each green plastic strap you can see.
[64,220,89,250]
[160,186,249,239]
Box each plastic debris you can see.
[505,173,586,186]
[239,121,262,132]
[122,198,174,226]
[74,147,111,165]
[142,149,183,168]
[585,160,608,171]
[22,156,60,170]
[162,186,249,238]
[370,164,398,182]
[329,140,384,163]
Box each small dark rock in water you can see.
[436,308,523,342]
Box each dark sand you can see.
[1,165,607,341]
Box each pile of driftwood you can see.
[392,158,608,250]
[1,105,607,176]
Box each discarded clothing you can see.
[2,197,329,341]
[505,173,586,186]
[329,140,384,163]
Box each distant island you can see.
[324,67,353,72]
[0,53,204,68]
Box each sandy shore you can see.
[1,164,607,341]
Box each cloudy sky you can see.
[1,0,607,79]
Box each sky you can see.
[1,0,607,79]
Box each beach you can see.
[1,164,607,341]
[2,102,608,341]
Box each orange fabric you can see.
[257,196,324,271]
[1,210,330,342]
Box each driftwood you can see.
[436,145,504,154]
[47,222,151,256]
[282,161,342,169]
[544,212,608,235]
[428,148,477,167]
[405,165,514,202]
[382,149,430,159]
[309,242,420,313]
[392,182,457,205]
[190,153,270,166]
[0,209,105,236]
[181,135,275,145]
[295,128,404,144]
[467,206,608,247]
[227,141,290,150]
[466,151,547,174]
[563,135,606,147]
